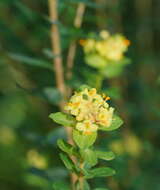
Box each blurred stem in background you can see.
[48,0,66,110]
[66,2,86,86]
[48,0,85,189]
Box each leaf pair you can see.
[49,112,123,132]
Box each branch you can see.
[66,3,86,82]
[48,0,66,109]
[48,1,80,188]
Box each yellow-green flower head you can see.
[99,34,129,61]
[81,30,130,62]
[83,39,95,53]
[64,88,114,134]
[99,30,110,39]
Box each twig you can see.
[65,3,86,189]
[48,1,82,189]
[66,3,86,82]
[48,0,66,109]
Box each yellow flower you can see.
[95,41,108,58]
[65,88,114,133]
[97,35,129,61]
[76,120,98,134]
[83,39,95,53]
[99,30,110,39]
[82,30,130,64]
[96,107,114,127]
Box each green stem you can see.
[77,161,84,190]
[95,71,104,91]
[79,176,84,190]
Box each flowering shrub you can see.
[49,86,123,190]
[81,30,130,77]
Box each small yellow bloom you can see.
[100,30,110,39]
[96,107,114,127]
[65,88,114,133]
[76,120,98,134]
[83,39,95,53]
[82,30,130,65]
[88,88,96,96]
[79,39,86,46]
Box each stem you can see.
[95,71,104,91]
[78,161,84,190]
[66,3,86,95]
[48,0,66,109]
[48,0,76,188]
[79,176,84,190]
[66,4,86,188]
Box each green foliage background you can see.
[0,0,160,190]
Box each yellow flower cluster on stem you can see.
[81,30,130,62]
[65,88,114,134]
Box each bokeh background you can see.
[0,0,160,190]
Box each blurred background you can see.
[0,0,160,190]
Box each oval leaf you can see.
[85,54,107,69]
[81,149,98,167]
[76,180,90,190]
[100,115,123,131]
[57,139,78,156]
[49,112,76,127]
[85,167,115,179]
[96,151,115,161]
[73,129,97,149]
[59,153,75,171]
[8,53,52,70]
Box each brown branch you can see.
[48,0,66,109]
[66,3,86,82]
[48,1,82,189]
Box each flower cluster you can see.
[81,30,130,62]
[65,88,114,134]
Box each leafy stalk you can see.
[50,87,123,189]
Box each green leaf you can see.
[52,181,70,190]
[49,112,76,127]
[75,180,90,190]
[8,53,52,70]
[96,151,115,161]
[81,149,98,167]
[85,167,116,179]
[100,115,123,131]
[73,130,97,149]
[57,139,78,156]
[85,54,107,69]
[94,188,109,190]
[100,57,131,78]
[59,153,75,171]
[100,63,123,78]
